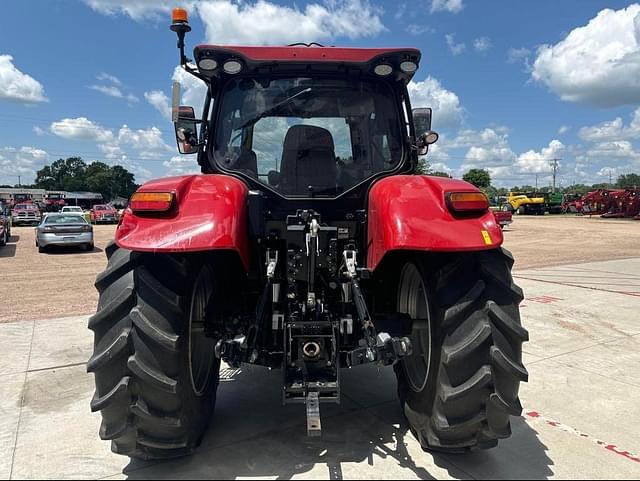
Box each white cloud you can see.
[457,127,518,172]
[558,125,570,135]
[118,125,174,159]
[507,47,531,64]
[450,127,511,149]
[516,139,564,173]
[0,146,49,184]
[0,55,48,104]
[81,0,177,20]
[96,72,122,86]
[49,117,114,143]
[406,24,435,36]
[90,84,125,98]
[445,33,465,55]
[408,77,463,128]
[473,37,491,52]
[145,90,172,121]
[431,0,463,14]
[578,108,640,142]
[163,155,200,176]
[197,0,385,45]
[33,126,46,136]
[532,4,640,107]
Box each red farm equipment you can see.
[600,188,640,219]
[88,8,528,460]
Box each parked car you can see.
[0,204,12,246]
[35,213,94,253]
[60,206,85,216]
[90,204,119,224]
[11,203,41,226]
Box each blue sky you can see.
[1,0,639,188]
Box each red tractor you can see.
[88,8,528,460]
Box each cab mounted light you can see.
[446,192,489,213]
[223,59,243,74]
[130,192,175,212]
[198,58,218,71]
[374,64,393,76]
[400,61,418,73]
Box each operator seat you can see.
[279,125,337,195]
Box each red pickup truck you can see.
[492,208,513,229]
[11,203,42,226]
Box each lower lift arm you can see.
[342,250,413,366]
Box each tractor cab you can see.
[172,43,438,202]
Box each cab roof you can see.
[193,45,422,82]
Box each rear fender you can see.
[367,175,502,271]
[116,175,250,270]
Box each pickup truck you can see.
[90,204,119,224]
[492,208,513,229]
[11,203,41,226]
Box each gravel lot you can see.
[0,215,638,323]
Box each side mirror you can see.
[412,107,439,156]
[174,106,200,154]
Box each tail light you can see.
[130,192,175,212]
[446,192,489,214]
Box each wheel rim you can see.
[397,263,432,393]
[188,266,217,396]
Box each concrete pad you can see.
[514,277,640,359]
[120,407,469,480]
[0,374,25,479]
[341,364,399,408]
[28,316,92,372]
[204,365,360,450]
[11,365,127,480]
[444,415,640,480]
[521,358,640,453]
[549,335,640,387]
[0,321,34,376]
[515,258,640,297]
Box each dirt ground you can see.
[503,215,640,270]
[0,215,638,323]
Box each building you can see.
[0,188,103,209]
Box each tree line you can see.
[460,169,640,196]
[0,157,138,202]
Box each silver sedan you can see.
[35,213,94,253]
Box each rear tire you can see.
[394,248,528,452]
[87,242,223,460]
[0,230,6,246]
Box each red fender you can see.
[367,175,503,270]
[116,175,250,270]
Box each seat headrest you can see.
[282,125,335,154]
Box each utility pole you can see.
[549,158,561,193]
[17,175,21,188]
